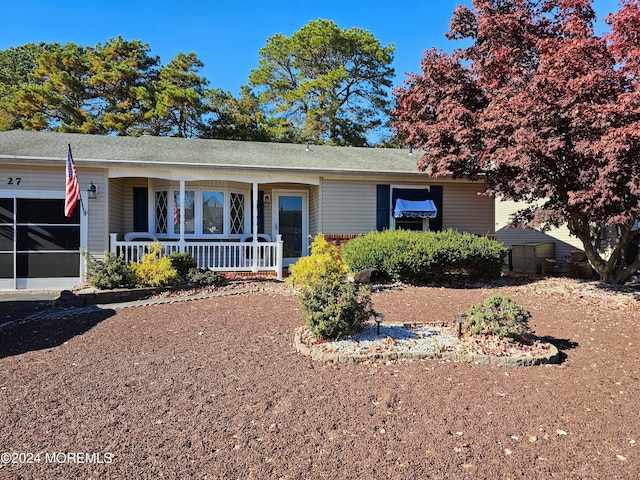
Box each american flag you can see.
[64,145,81,217]
[173,196,179,226]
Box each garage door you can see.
[0,197,81,290]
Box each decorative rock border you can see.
[294,327,560,367]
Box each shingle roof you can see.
[0,130,428,175]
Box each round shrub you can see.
[130,242,181,287]
[290,234,374,340]
[463,295,532,342]
[85,252,135,290]
[186,267,226,287]
[288,234,349,289]
[340,229,507,284]
[167,252,197,278]
[300,282,374,340]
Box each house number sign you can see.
[7,177,22,185]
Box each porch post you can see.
[109,233,118,254]
[252,182,258,272]
[179,180,185,253]
[276,234,283,280]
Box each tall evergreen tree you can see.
[249,19,395,146]
[87,36,159,135]
[13,42,97,132]
[149,52,208,137]
[202,85,301,142]
[0,43,50,130]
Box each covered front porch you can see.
[110,233,284,279]
[107,174,318,281]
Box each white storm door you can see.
[272,190,308,266]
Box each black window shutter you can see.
[133,187,149,232]
[257,190,264,234]
[429,185,443,232]
[376,185,390,231]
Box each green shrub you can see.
[84,251,135,290]
[290,234,373,340]
[300,282,374,340]
[288,234,349,289]
[340,229,507,284]
[167,252,197,278]
[130,242,181,287]
[186,267,226,287]
[463,295,532,342]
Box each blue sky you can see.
[0,0,622,96]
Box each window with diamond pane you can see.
[155,191,168,234]
[230,193,245,235]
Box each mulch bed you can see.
[0,276,638,479]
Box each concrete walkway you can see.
[0,291,59,326]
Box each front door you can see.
[272,190,308,266]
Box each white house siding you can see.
[321,180,377,234]
[1,165,63,193]
[83,168,108,256]
[309,184,320,238]
[495,198,584,266]
[442,182,495,235]
[320,179,494,236]
[108,178,125,240]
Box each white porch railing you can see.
[109,234,284,280]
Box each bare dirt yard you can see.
[0,276,638,479]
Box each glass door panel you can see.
[273,191,308,265]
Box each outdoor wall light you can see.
[87,182,98,199]
[373,312,385,336]
[454,312,467,338]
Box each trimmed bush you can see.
[84,251,135,290]
[130,242,181,287]
[290,234,374,340]
[340,229,507,284]
[288,234,349,289]
[186,267,226,287]
[463,295,532,342]
[167,252,197,278]
[300,282,374,340]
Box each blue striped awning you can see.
[393,198,438,219]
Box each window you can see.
[230,192,245,235]
[202,191,224,234]
[155,191,168,234]
[154,188,248,237]
[395,217,425,231]
[174,190,195,234]
[391,187,435,232]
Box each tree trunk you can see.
[568,216,639,285]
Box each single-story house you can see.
[0,130,495,290]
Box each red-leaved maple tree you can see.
[393,0,640,284]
